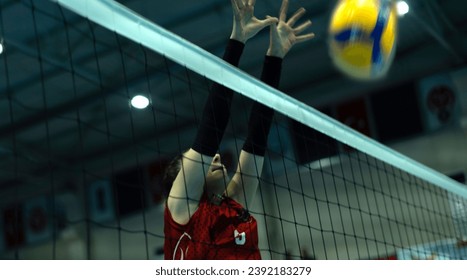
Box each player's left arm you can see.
[227,151,264,208]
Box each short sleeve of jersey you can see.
[164,198,212,260]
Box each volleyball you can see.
[328,0,398,80]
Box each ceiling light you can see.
[130,95,149,109]
[0,39,4,55]
[396,1,409,16]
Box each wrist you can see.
[230,34,247,44]
[230,28,247,44]
[266,48,285,59]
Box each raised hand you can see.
[267,0,315,58]
[230,0,278,43]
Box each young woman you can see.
[163,0,314,260]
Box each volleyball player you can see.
[162,0,314,260]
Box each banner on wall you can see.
[418,73,461,132]
[336,97,371,151]
[23,195,53,244]
[88,180,115,223]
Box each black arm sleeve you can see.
[242,56,282,156]
[192,39,245,156]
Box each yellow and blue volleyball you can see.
[328,0,398,80]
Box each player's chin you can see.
[206,171,229,187]
[209,168,227,179]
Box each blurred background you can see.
[0,0,466,259]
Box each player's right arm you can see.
[167,149,213,225]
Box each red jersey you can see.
[164,195,261,260]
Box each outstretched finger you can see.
[294,20,312,34]
[295,33,315,44]
[235,0,245,9]
[231,0,240,15]
[287,7,306,27]
[279,0,289,22]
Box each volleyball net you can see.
[0,0,466,260]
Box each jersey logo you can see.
[234,229,246,245]
[173,232,192,260]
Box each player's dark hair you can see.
[162,153,184,198]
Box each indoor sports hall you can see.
[0,0,466,260]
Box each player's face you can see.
[205,153,229,194]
